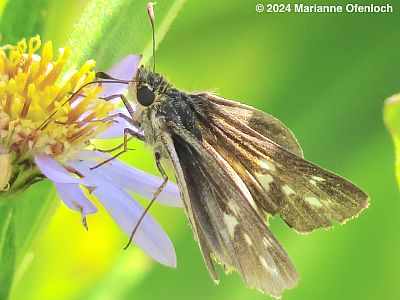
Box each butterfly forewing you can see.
[199,93,304,157]
[202,93,369,232]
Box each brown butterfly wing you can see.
[199,93,304,157]
[198,93,369,232]
[160,130,299,298]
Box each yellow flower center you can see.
[0,35,115,162]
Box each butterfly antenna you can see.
[147,2,156,72]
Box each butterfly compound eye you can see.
[137,85,155,107]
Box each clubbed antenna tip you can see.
[147,2,156,25]
[147,2,157,72]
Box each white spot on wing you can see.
[227,201,240,215]
[309,179,317,186]
[306,196,323,207]
[312,176,325,182]
[257,174,273,191]
[282,185,295,196]
[224,213,238,238]
[260,256,269,269]
[259,160,276,172]
[259,256,279,275]
[244,234,253,246]
[263,237,271,248]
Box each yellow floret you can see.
[0,35,115,162]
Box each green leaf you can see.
[12,182,58,265]
[384,94,400,186]
[0,0,50,44]
[0,182,59,299]
[0,204,16,300]
[64,0,186,71]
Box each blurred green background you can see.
[1,0,400,299]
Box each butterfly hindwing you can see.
[160,129,299,298]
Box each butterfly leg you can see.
[89,92,145,155]
[124,151,169,249]
[90,127,143,170]
[101,94,137,121]
[94,135,136,153]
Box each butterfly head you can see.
[129,65,172,108]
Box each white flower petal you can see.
[107,55,141,80]
[55,183,98,229]
[35,154,93,186]
[94,121,131,139]
[70,160,177,267]
[100,55,142,98]
[99,161,182,207]
[70,151,182,207]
